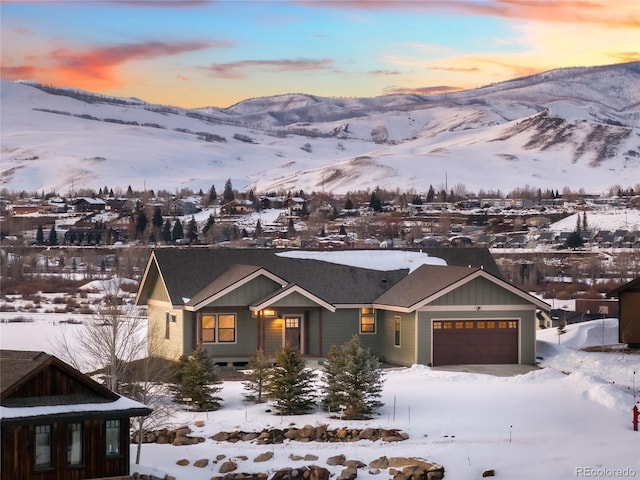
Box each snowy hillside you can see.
[1,62,639,195]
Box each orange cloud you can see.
[608,52,640,62]
[299,0,639,28]
[383,85,461,95]
[3,40,215,89]
[205,58,335,79]
[429,66,480,73]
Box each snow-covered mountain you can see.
[2,62,639,195]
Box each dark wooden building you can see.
[0,350,151,480]
[607,278,640,348]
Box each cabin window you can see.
[35,424,52,469]
[105,419,120,456]
[201,314,236,343]
[360,308,376,333]
[67,422,83,465]
[165,312,176,339]
[394,316,401,347]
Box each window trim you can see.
[67,422,83,466]
[105,419,121,457]
[201,313,237,344]
[35,424,52,470]
[359,307,376,334]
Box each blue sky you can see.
[2,1,638,108]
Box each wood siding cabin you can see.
[0,350,152,480]
[136,248,549,367]
[607,278,640,348]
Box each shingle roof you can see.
[0,350,51,397]
[142,248,502,307]
[374,264,479,309]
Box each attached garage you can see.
[432,319,519,366]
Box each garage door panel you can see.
[432,320,518,366]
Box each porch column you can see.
[318,309,323,357]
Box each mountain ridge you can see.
[2,62,639,195]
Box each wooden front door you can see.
[284,316,301,351]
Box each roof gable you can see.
[607,277,640,297]
[186,265,287,310]
[374,265,550,312]
[250,284,336,312]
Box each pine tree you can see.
[36,225,44,245]
[208,184,217,205]
[582,211,588,231]
[426,185,435,203]
[254,219,263,238]
[171,219,183,242]
[152,207,163,231]
[223,178,234,204]
[344,198,354,210]
[48,225,58,246]
[135,211,148,240]
[243,350,271,403]
[186,215,198,243]
[322,335,384,419]
[339,224,347,236]
[202,214,215,239]
[162,219,172,243]
[267,347,316,415]
[171,346,222,411]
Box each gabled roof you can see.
[607,277,640,298]
[374,264,550,312]
[250,283,336,312]
[0,350,152,424]
[185,264,287,310]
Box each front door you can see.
[284,316,301,351]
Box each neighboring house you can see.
[607,278,640,348]
[0,350,151,480]
[72,197,107,213]
[136,248,548,367]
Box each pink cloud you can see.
[383,85,462,95]
[205,58,335,79]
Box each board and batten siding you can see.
[206,276,282,307]
[321,309,361,356]
[377,310,415,366]
[431,276,530,307]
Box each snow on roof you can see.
[0,395,149,421]
[276,250,446,273]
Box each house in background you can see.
[136,248,549,367]
[0,350,151,480]
[607,278,640,348]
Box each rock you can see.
[285,428,299,440]
[304,454,319,461]
[176,459,189,466]
[254,451,274,462]
[174,426,191,437]
[370,457,389,469]
[165,476,177,480]
[216,454,226,461]
[337,467,357,480]
[194,420,205,427]
[344,460,366,469]
[426,472,444,480]
[327,454,346,466]
[194,458,209,468]
[219,460,238,473]
[482,469,495,477]
[359,428,376,440]
[299,424,316,439]
[243,432,258,441]
[369,469,381,475]
[212,432,231,442]
[289,454,304,461]
[309,466,330,480]
[236,455,249,461]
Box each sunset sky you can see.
[1,0,638,109]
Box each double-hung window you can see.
[67,422,83,465]
[105,419,120,456]
[35,425,52,469]
[201,314,236,343]
[394,316,401,347]
[360,308,376,333]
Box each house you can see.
[607,278,640,348]
[0,350,151,480]
[72,197,107,213]
[136,248,548,367]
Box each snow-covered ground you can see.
[1,313,639,480]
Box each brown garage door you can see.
[432,320,519,366]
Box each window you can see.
[165,312,176,340]
[394,316,401,347]
[201,314,236,343]
[35,425,52,469]
[105,420,120,456]
[360,308,375,333]
[433,321,442,329]
[67,423,83,465]
[285,317,299,328]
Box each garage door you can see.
[432,320,518,366]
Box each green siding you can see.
[264,318,283,355]
[270,292,321,308]
[432,277,529,306]
[202,311,259,358]
[321,309,360,356]
[208,276,282,307]
[417,309,537,365]
[377,310,415,365]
